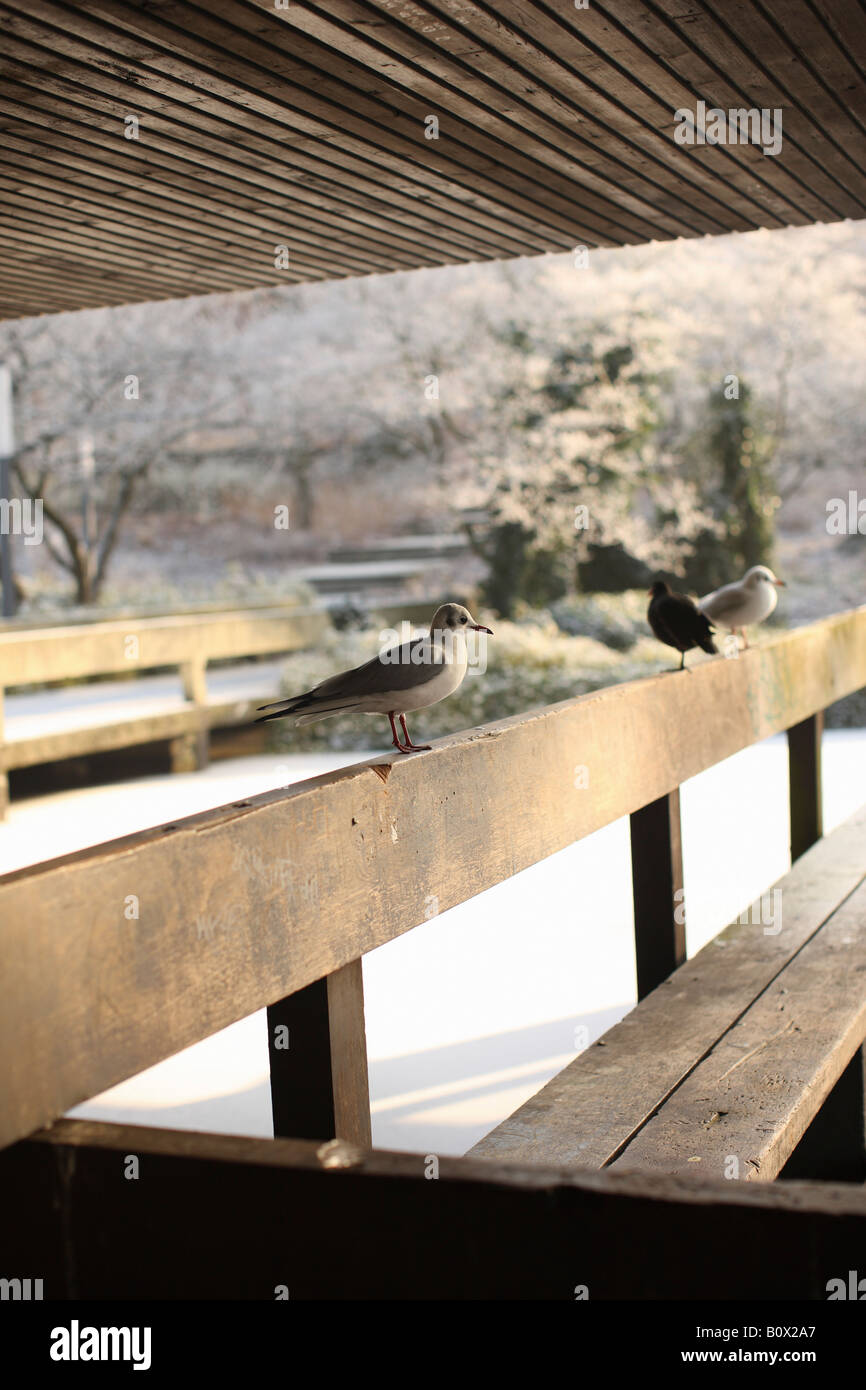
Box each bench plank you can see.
[610,876,866,1181]
[469,804,866,1169]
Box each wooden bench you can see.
[1,605,865,1298]
[470,803,866,1183]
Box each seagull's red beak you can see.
[471,624,494,634]
[774,579,786,587]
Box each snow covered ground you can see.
[3,731,865,1157]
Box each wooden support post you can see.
[267,960,371,1147]
[780,1045,866,1183]
[169,732,201,773]
[630,787,685,1000]
[178,656,209,770]
[788,711,823,862]
[0,685,7,821]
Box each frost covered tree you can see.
[447,311,717,614]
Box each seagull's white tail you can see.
[294,703,360,726]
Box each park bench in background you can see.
[0,606,865,1298]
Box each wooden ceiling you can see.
[1,0,865,319]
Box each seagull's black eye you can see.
[460,615,468,624]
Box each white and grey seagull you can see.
[698,564,785,648]
[256,602,493,753]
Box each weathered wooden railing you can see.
[1,605,864,1149]
[1,605,865,1296]
[0,598,434,810]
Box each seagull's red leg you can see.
[399,713,431,752]
[740,627,749,649]
[388,711,410,753]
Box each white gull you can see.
[257,602,493,753]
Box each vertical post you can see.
[267,960,371,1147]
[0,456,14,619]
[630,787,685,1000]
[79,434,96,602]
[0,364,16,618]
[0,685,7,821]
[780,1046,866,1182]
[176,655,209,770]
[787,711,823,862]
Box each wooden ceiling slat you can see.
[0,250,246,303]
[760,0,866,133]
[0,244,280,314]
[78,0,665,244]
[626,0,866,216]
[811,0,866,71]
[0,165,432,283]
[0,152,459,293]
[418,0,842,222]
[0,205,292,292]
[0,137,394,285]
[6,0,620,248]
[208,0,725,240]
[322,0,783,230]
[0,118,431,280]
[0,221,274,296]
[0,58,528,264]
[0,13,557,256]
[0,0,863,317]
[0,84,475,270]
[107,0,673,245]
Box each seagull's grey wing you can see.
[701,586,743,619]
[310,637,435,700]
[256,637,436,722]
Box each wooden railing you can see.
[1,605,864,1155]
[0,598,436,805]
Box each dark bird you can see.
[647,580,718,671]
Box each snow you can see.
[4,731,864,1157]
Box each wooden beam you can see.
[0,604,322,683]
[0,609,864,1151]
[788,711,824,862]
[630,787,685,999]
[4,1117,866,1299]
[267,961,371,1146]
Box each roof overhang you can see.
[1,0,864,318]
